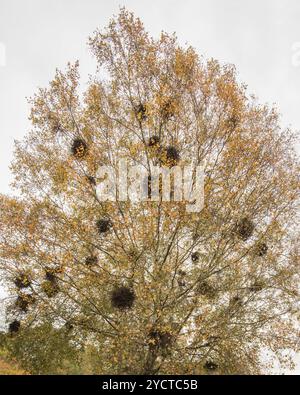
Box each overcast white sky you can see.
[0,0,299,373]
[1,0,300,193]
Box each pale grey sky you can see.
[0,0,299,373]
[0,0,300,193]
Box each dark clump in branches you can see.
[111,286,135,310]
[226,115,240,130]
[235,217,255,241]
[135,103,147,121]
[160,146,180,168]
[14,273,31,289]
[256,243,268,257]
[148,329,173,349]
[191,251,200,263]
[85,255,98,266]
[166,146,180,166]
[15,296,29,312]
[249,280,265,293]
[65,322,74,332]
[15,294,35,313]
[196,281,217,299]
[204,361,218,371]
[96,218,112,234]
[9,320,21,334]
[148,135,160,148]
[71,138,88,159]
[86,176,96,186]
[41,280,60,298]
[45,267,60,282]
[45,272,56,283]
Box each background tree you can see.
[1,324,80,374]
[0,9,299,374]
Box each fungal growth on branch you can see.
[255,243,268,257]
[204,361,218,372]
[160,146,180,168]
[71,138,88,159]
[85,255,98,266]
[96,218,112,234]
[111,286,135,310]
[235,217,255,241]
[191,251,200,263]
[148,329,173,349]
[15,294,35,313]
[9,320,21,334]
[148,135,160,148]
[14,273,31,289]
[135,103,147,121]
[41,280,60,298]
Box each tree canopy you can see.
[0,9,299,374]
